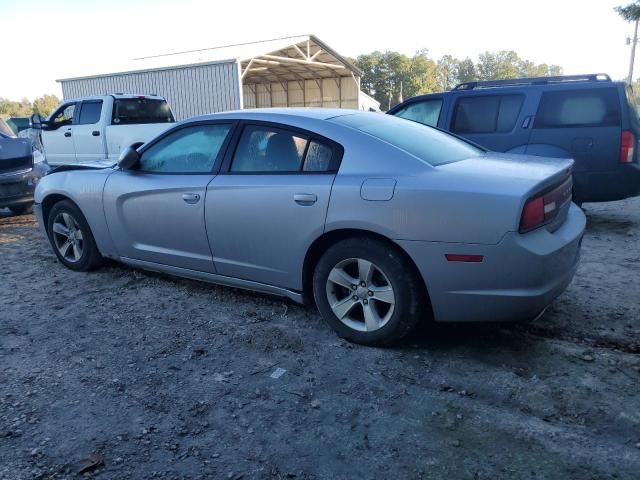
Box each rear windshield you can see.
[534,88,621,128]
[332,113,482,166]
[112,98,174,125]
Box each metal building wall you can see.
[59,61,242,120]
[242,76,359,109]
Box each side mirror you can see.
[118,145,141,169]
[30,114,43,129]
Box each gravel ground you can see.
[0,198,639,480]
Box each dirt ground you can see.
[0,198,639,480]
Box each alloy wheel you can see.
[52,212,84,263]
[325,257,395,332]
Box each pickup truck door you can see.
[73,100,105,163]
[103,122,234,272]
[41,102,77,165]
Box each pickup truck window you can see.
[51,103,76,127]
[78,101,103,125]
[112,98,175,125]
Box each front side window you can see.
[138,124,231,173]
[332,113,482,166]
[534,88,621,128]
[50,103,76,127]
[231,125,337,173]
[78,101,103,125]
[394,99,443,127]
[453,94,524,134]
[112,98,174,125]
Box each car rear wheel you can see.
[47,200,102,271]
[313,237,423,346]
[9,204,33,216]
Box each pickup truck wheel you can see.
[9,204,33,216]
[47,200,102,271]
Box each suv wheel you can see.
[313,237,423,346]
[47,200,102,271]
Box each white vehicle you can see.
[31,94,175,165]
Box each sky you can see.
[0,0,634,101]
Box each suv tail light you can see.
[621,130,635,163]
[519,175,573,233]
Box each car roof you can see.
[190,108,361,123]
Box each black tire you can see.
[9,204,33,216]
[47,200,102,271]
[312,237,424,346]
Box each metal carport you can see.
[57,35,377,120]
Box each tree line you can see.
[352,49,563,110]
[0,94,60,119]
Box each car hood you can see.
[0,136,32,161]
[438,152,573,196]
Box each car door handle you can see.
[294,193,317,206]
[521,116,534,129]
[64,131,72,137]
[182,193,201,204]
[92,131,100,136]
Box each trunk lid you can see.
[438,152,574,232]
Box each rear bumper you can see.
[0,164,49,208]
[398,203,586,323]
[573,163,640,203]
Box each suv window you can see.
[534,88,621,128]
[78,101,102,125]
[50,103,76,127]
[231,125,337,173]
[332,113,482,166]
[112,98,174,125]
[394,99,443,127]
[139,124,231,173]
[453,94,524,134]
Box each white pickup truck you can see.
[31,94,175,165]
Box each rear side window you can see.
[78,101,102,125]
[394,99,443,127]
[112,98,174,125]
[231,125,338,173]
[332,113,482,166]
[453,94,524,134]
[534,88,621,128]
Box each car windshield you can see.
[112,98,175,125]
[331,113,482,166]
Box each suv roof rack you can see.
[452,73,612,91]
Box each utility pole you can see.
[628,18,640,85]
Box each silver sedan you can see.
[34,109,585,346]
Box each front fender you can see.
[35,169,118,258]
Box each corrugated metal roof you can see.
[58,35,361,82]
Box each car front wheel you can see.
[47,200,102,271]
[313,237,423,346]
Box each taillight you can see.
[520,196,545,232]
[519,175,573,233]
[621,130,635,164]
